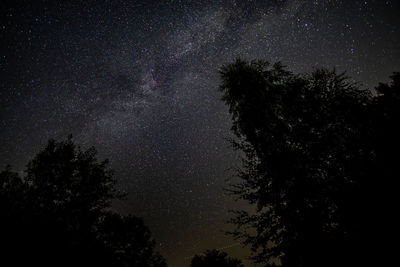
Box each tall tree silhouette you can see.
[371,72,400,263]
[0,136,166,267]
[219,59,396,266]
[190,249,244,267]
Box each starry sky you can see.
[1,0,399,266]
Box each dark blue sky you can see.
[1,1,399,266]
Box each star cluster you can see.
[1,1,399,266]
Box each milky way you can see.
[1,1,399,266]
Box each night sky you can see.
[1,1,399,266]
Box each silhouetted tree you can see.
[0,165,30,260]
[97,212,167,267]
[0,136,166,267]
[219,59,396,266]
[370,72,400,263]
[190,249,244,267]
[374,72,400,186]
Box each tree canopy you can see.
[190,249,244,267]
[0,136,166,267]
[220,59,398,266]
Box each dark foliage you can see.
[0,136,166,267]
[220,59,398,266]
[190,249,244,267]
